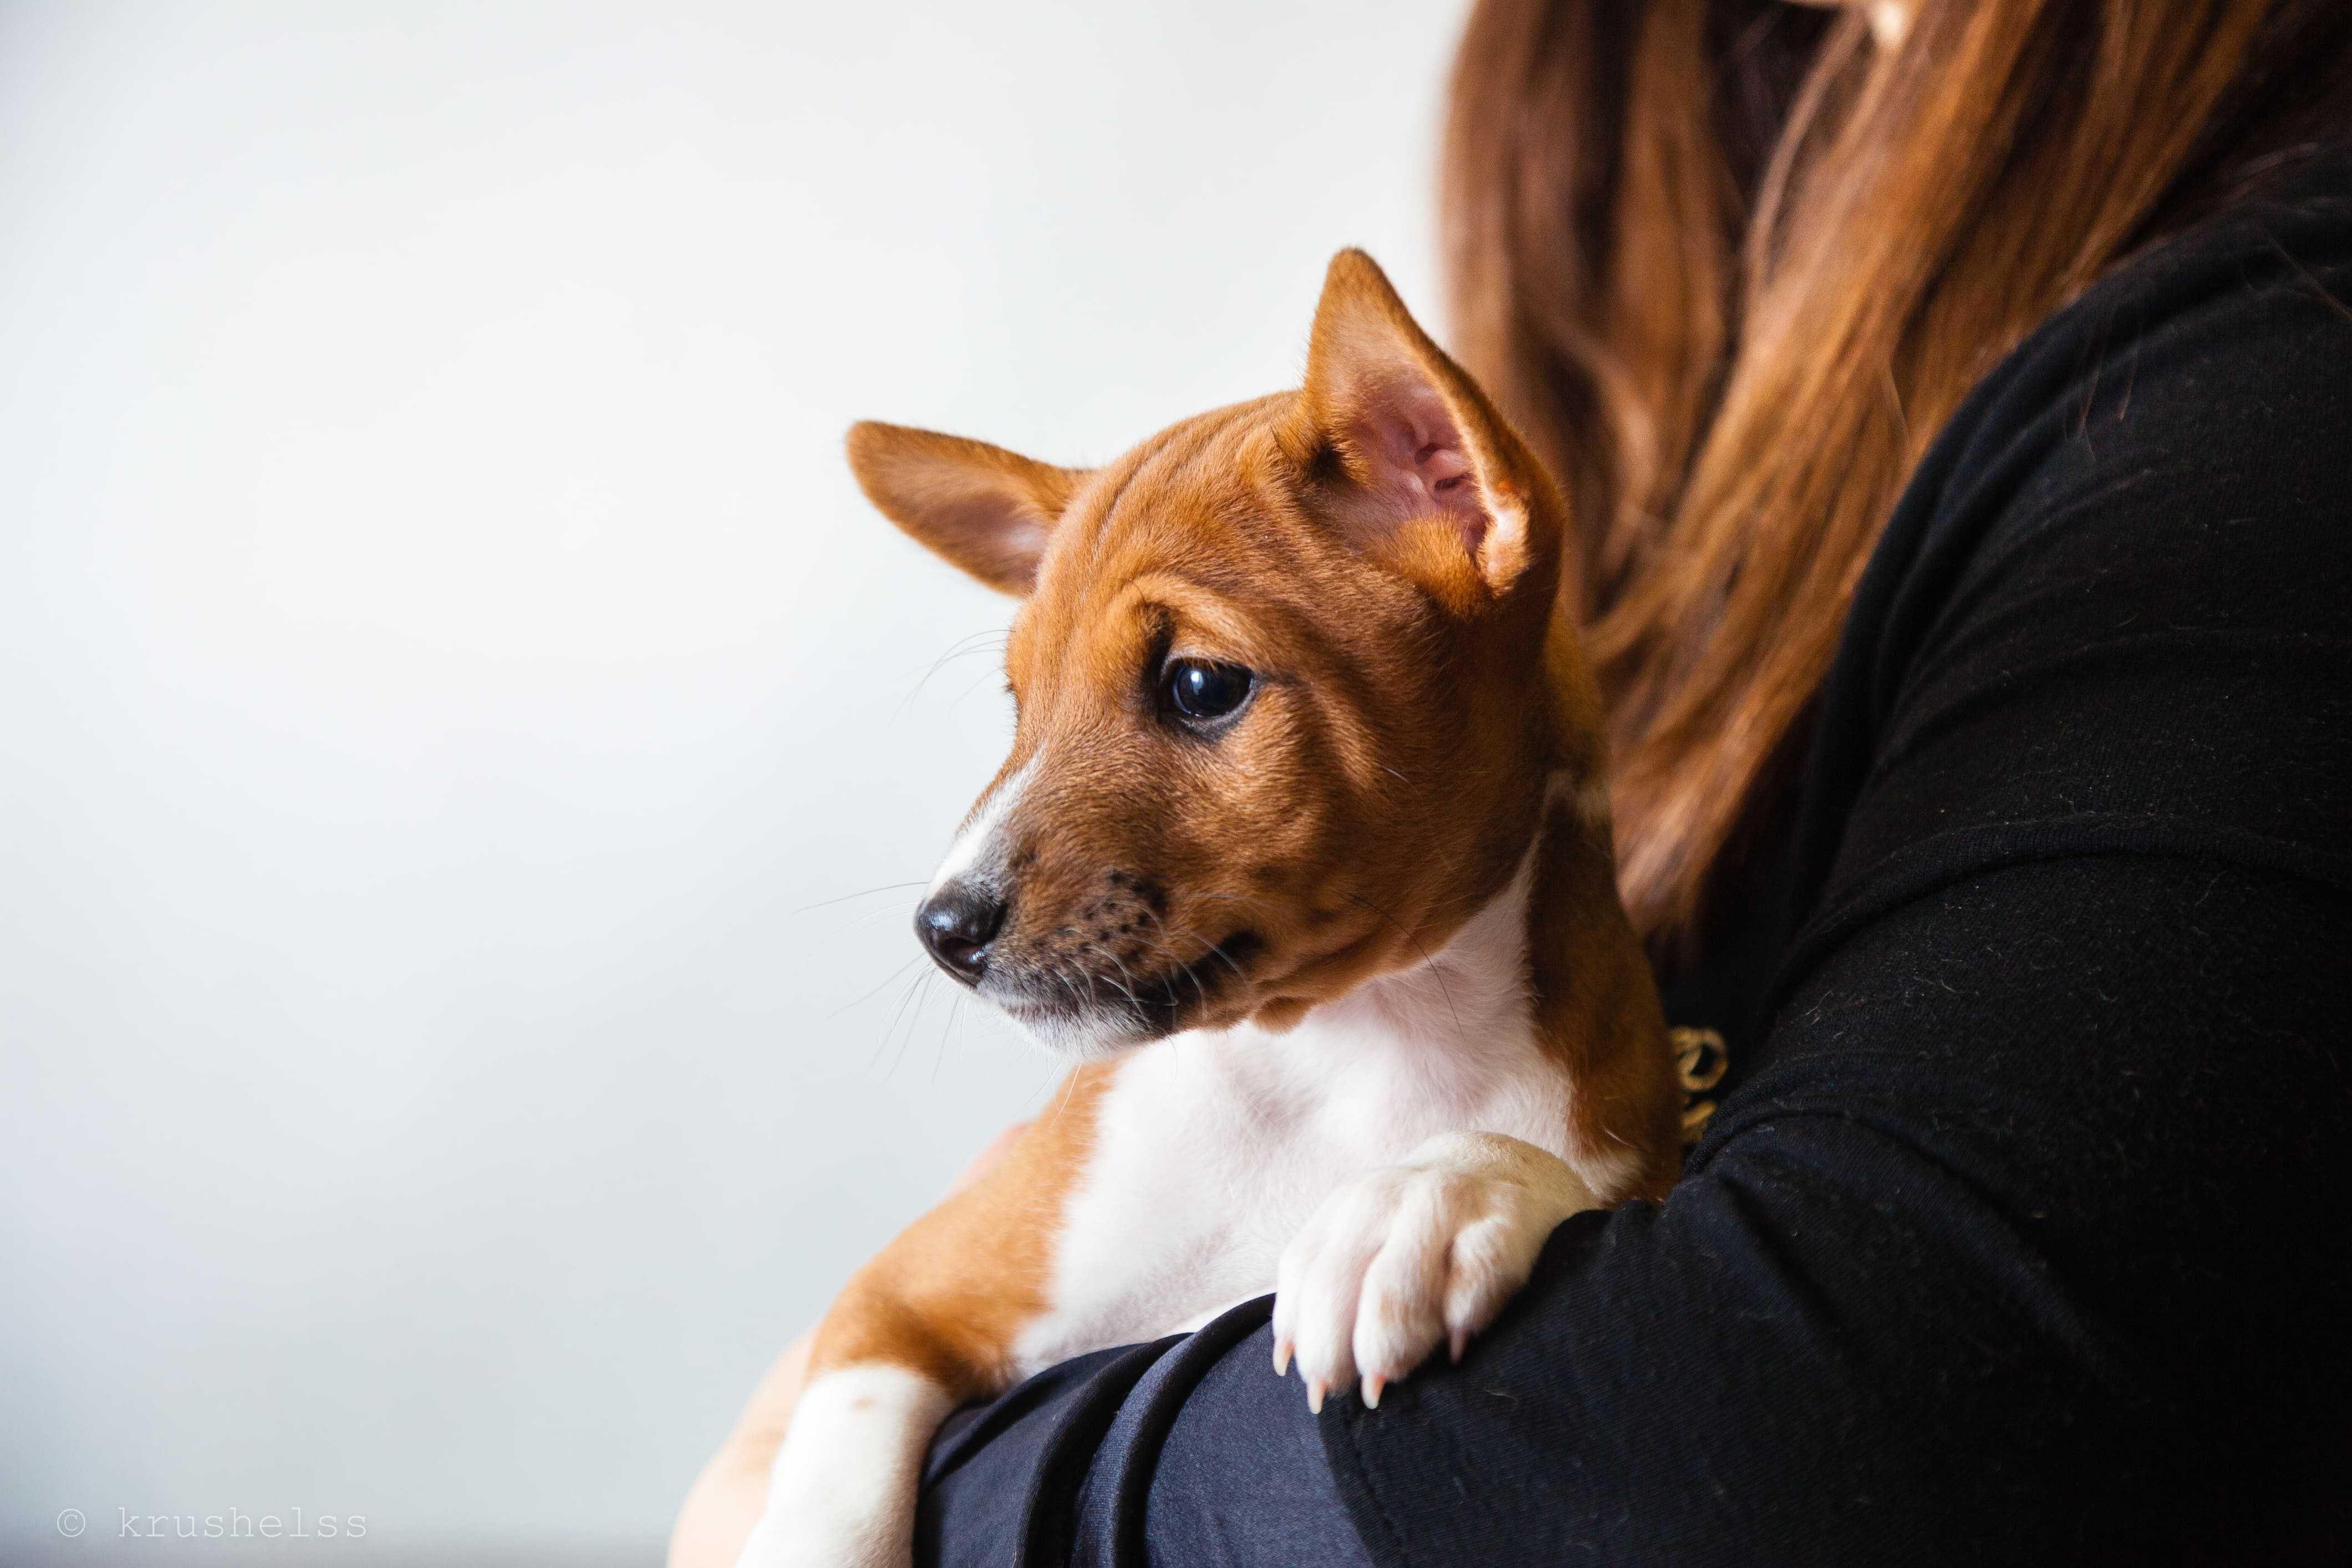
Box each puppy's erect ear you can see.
[1294,249,1551,609]
[845,422,1091,597]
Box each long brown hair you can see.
[1443,0,2352,947]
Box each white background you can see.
[0,2,1464,1560]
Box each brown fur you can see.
[806,250,1677,1389]
[810,1063,1112,1399]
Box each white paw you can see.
[1271,1131,1597,1411]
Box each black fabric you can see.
[917,144,2352,1565]
[918,1300,1369,1568]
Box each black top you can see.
[915,145,2352,1566]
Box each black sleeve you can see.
[1328,858,2352,1566]
[1321,182,2352,1566]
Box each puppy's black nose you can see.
[915,882,1007,985]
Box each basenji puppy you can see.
[736,250,1681,1568]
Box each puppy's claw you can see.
[1272,1339,1291,1377]
[1275,1136,1599,1436]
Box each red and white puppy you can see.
[737,251,1681,1568]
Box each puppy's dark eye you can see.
[1160,658,1254,725]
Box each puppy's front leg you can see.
[738,1355,954,1568]
[732,1213,1019,1568]
[733,1071,1106,1568]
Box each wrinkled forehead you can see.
[1007,399,1320,687]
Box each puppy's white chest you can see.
[1009,895,1571,1372]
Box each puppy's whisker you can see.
[1097,949,1147,1013]
[1159,914,1251,985]
[794,879,932,917]
[1134,910,1217,1012]
[953,668,1012,710]
[1345,890,1468,1049]
[1196,938,1253,985]
[1160,936,1216,1013]
[833,955,925,1020]
[861,965,926,1075]
[931,992,963,1087]
[896,631,1012,717]
[879,968,935,1078]
[1043,1057,1085,1127]
[1041,958,1091,1020]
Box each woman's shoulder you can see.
[1860,140,2352,709]
[1758,146,2352,1029]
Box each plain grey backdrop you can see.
[0,1,1464,1562]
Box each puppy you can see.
[736,250,1681,1567]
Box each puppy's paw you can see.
[1271,1131,1598,1411]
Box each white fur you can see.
[926,753,1037,897]
[739,783,1628,1568]
[737,1364,954,1568]
[1009,821,1616,1376]
[1272,1128,1598,1408]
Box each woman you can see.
[677,1,2352,1561]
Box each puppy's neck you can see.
[1206,757,1660,1197]
[1308,792,1553,1051]
[1210,772,1564,1063]
[1173,832,1551,1158]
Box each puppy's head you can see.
[851,250,1594,1057]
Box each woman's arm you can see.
[1327,854,2352,1565]
[668,1331,816,1568]
[1324,211,2352,1563]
